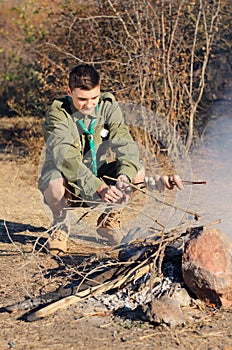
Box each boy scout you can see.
[38,64,182,253]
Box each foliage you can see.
[0,0,231,152]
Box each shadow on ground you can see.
[0,219,46,244]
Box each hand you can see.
[97,182,124,203]
[145,174,184,192]
[116,174,132,204]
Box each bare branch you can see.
[106,0,139,47]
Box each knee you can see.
[44,177,66,203]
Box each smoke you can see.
[190,96,232,241]
[39,97,232,245]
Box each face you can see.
[67,85,100,115]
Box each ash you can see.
[96,275,178,312]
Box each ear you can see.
[66,86,72,96]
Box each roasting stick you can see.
[172,180,207,185]
[103,175,205,219]
[135,180,207,186]
[133,180,207,187]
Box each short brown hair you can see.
[68,64,100,91]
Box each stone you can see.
[142,295,185,327]
[170,287,192,307]
[182,227,232,308]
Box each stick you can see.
[103,175,201,219]
[135,180,207,186]
[173,180,207,185]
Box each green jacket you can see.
[38,92,142,198]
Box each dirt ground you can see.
[0,133,232,350]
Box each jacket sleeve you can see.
[42,101,103,198]
[102,98,142,181]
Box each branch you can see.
[106,0,139,48]
[166,0,185,119]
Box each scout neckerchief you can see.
[77,106,98,176]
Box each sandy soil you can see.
[0,154,232,350]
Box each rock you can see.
[170,287,192,307]
[182,227,232,308]
[142,295,185,327]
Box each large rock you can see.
[182,227,232,308]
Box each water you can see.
[190,99,232,241]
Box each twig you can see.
[3,220,24,255]
[103,175,201,219]
[205,218,222,227]
[125,202,165,229]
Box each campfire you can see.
[5,221,231,326]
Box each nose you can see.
[86,99,95,109]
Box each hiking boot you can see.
[96,210,124,246]
[46,223,69,255]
